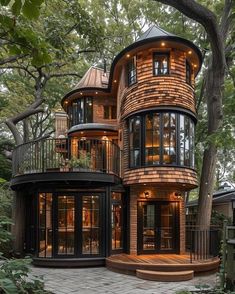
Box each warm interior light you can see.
[161,42,165,46]
[80,92,83,95]
[126,54,130,58]
[95,91,98,94]
[89,103,92,106]
[188,50,192,54]
[193,64,197,68]
[114,80,117,83]
[81,131,84,134]
[144,191,149,198]
[65,101,68,104]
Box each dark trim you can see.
[124,105,197,123]
[33,257,105,268]
[11,172,122,190]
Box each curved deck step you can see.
[136,269,194,282]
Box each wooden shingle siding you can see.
[123,167,198,188]
[119,49,195,120]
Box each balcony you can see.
[12,138,121,180]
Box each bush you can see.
[0,257,52,293]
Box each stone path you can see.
[31,266,218,294]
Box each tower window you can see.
[186,60,192,85]
[127,56,137,86]
[153,53,169,75]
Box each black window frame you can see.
[153,52,170,76]
[186,60,192,85]
[68,96,93,128]
[128,111,195,169]
[127,56,137,86]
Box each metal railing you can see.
[186,226,221,262]
[12,138,121,177]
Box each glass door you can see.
[138,201,179,254]
[55,195,75,256]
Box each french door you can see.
[38,193,104,258]
[137,201,179,254]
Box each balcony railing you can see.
[12,138,121,177]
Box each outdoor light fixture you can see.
[175,192,183,200]
[188,50,192,54]
[144,191,150,198]
[126,54,130,58]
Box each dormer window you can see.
[127,56,137,86]
[186,60,192,85]
[153,52,169,75]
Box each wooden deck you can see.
[106,253,220,278]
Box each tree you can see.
[154,0,234,227]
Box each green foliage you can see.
[211,210,232,227]
[0,258,52,294]
[69,152,91,169]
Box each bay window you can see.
[129,111,195,168]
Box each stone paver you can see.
[31,266,218,294]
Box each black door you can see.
[38,192,104,258]
[137,201,179,254]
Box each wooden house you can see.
[11,25,220,280]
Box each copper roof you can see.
[74,66,109,90]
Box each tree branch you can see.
[0,54,28,66]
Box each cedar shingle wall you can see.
[123,167,198,189]
[119,49,195,119]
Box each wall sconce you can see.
[174,192,183,200]
[144,191,150,198]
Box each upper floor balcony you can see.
[12,138,121,188]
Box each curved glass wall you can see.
[129,111,195,168]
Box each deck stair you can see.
[136,269,194,282]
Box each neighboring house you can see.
[11,25,219,276]
[186,187,235,226]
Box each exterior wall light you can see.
[126,54,130,58]
[188,50,192,54]
[144,191,150,198]
[161,42,165,46]
[175,192,183,200]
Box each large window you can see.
[38,193,52,258]
[129,111,195,168]
[153,53,169,75]
[129,116,141,167]
[68,96,93,128]
[127,56,137,86]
